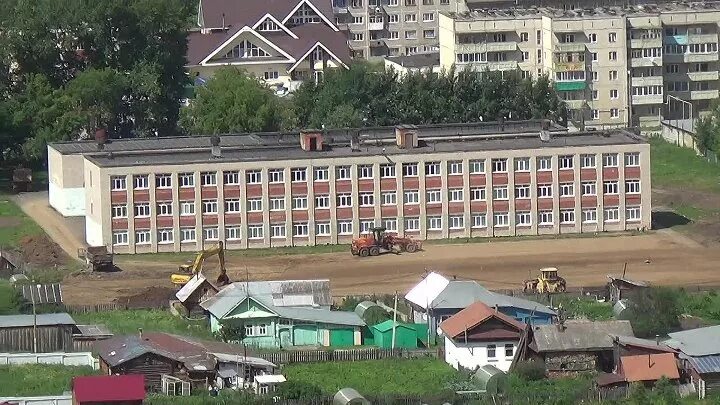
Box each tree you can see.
[619,288,681,338]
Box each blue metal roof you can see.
[684,354,720,374]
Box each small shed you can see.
[175,273,219,314]
[0,313,76,352]
[334,388,370,405]
[473,365,509,396]
[607,276,649,304]
[72,324,113,352]
[371,320,417,348]
[72,374,145,405]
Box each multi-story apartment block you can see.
[438,2,720,129]
[48,121,651,254]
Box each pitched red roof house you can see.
[619,353,680,383]
[73,375,145,404]
[440,301,526,341]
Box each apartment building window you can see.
[590,52,598,63]
[111,176,127,191]
[448,189,464,202]
[560,209,575,224]
[314,167,329,181]
[610,108,619,119]
[609,51,617,61]
[269,197,285,211]
[381,192,397,206]
[181,227,196,243]
[592,71,598,81]
[135,230,151,245]
[608,32,617,43]
[405,0,416,5]
[202,199,218,214]
[223,171,239,185]
[134,203,150,218]
[248,225,264,239]
[603,153,619,167]
[492,186,508,201]
[157,228,174,244]
[337,193,352,208]
[112,231,128,246]
[515,185,530,199]
[388,14,399,23]
[291,168,307,183]
[537,156,551,171]
[263,71,279,80]
[336,220,352,235]
[427,216,442,230]
[591,110,599,120]
[388,31,399,40]
[537,49,542,63]
[220,198,239,214]
[226,227,241,240]
[448,215,464,230]
[157,202,172,216]
[204,227,219,241]
[424,162,440,176]
[133,175,149,190]
[609,70,618,81]
[246,170,262,184]
[582,182,596,196]
[423,30,435,39]
[521,51,529,62]
[582,209,597,223]
[293,223,309,237]
[336,166,351,180]
[271,224,286,239]
[626,179,641,194]
[404,30,417,40]
[358,193,374,207]
[316,222,331,236]
[404,190,419,204]
[383,218,398,232]
[492,158,507,173]
[609,89,619,99]
[426,189,441,204]
[470,187,486,201]
[440,0,449,4]
[472,214,487,228]
[625,153,640,167]
[536,30,541,45]
[560,183,574,197]
[379,164,396,178]
[405,217,420,231]
[588,33,597,43]
[520,32,528,42]
[470,159,485,174]
[581,154,596,168]
[538,184,552,198]
[539,211,553,225]
[603,181,619,194]
[404,13,416,23]
[357,165,373,179]
[562,34,575,43]
[559,155,574,169]
[352,16,363,24]
[592,90,599,100]
[180,201,195,216]
[177,173,193,188]
[201,172,216,186]
[604,207,620,223]
[667,81,689,92]
[516,212,531,227]
[666,64,680,74]
[112,204,127,219]
[626,206,641,222]
[493,213,509,227]
[422,12,434,22]
[315,195,330,209]
[351,32,364,41]
[446,161,463,175]
[267,169,283,184]
[247,198,263,212]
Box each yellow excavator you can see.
[170,242,231,287]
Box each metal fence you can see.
[0,351,98,369]
[0,395,72,405]
[259,347,439,365]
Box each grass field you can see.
[0,364,98,396]
[72,309,214,340]
[650,137,720,192]
[0,196,43,248]
[555,296,614,321]
[0,280,20,315]
[680,290,720,324]
[282,359,461,396]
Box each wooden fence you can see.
[258,347,439,365]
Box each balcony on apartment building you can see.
[455,32,518,53]
[631,86,664,105]
[554,70,587,92]
[631,75,663,87]
[630,48,662,68]
[688,70,720,81]
[554,42,586,53]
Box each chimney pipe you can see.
[655,334,660,345]
[139,328,143,339]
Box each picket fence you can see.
[258,347,439,364]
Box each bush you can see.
[513,360,546,381]
[276,380,323,400]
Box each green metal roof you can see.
[371,320,414,332]
[555,81,587,91]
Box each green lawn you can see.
[0,196,43,248]
[0,364,98,396]
[650,137,720,192]
[282,359,461,396]
[680,290,720,324]
[72,309,214,340]
[0,280,21,315]
[555,296,615,321]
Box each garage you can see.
[293,324,318,346]
[330,328,355,347]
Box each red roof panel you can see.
[73,375,146,402]
[620,353,680,382]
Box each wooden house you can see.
[0,313,75,352]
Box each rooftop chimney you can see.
[210,135,221,158]
[138,327,143,339]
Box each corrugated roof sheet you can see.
[72,375,145,402]
[532,320,634,352]
[621,353,679,382]
[175,274,217,303]
[439,301,524,339]
[611,335,675,353]
[667,325,720,356]
[683,354,720,374]
[405,272,450,309]
[74,324,113,337]
[372,320,415,333]
[0,313,75,328]
[19,284,63,304]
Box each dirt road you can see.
[61,231,720,305]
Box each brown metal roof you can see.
[620,353,679,382]
[439,301,524,339]
[199,0,332,29]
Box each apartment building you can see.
[438,2,720,129]
[47,121,650,254]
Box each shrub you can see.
[276,380,323,400]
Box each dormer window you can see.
[258,19,280,32]
[313,47,323,61]
[224,40,270,59]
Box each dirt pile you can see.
[115,286,177,309]
[19,234,69,268]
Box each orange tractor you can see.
[351,227,422,257]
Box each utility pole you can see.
[31,284,37,353]
[391,290,398,350]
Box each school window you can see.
[134,203,150,218]
[202,199,218,214]
[225,199,241,213]
[293,223,309,237]
[268,169,284,183]
[337,193,352,207]
[314,167,329,181]
[505,344,514,357]
[381,191,397,205]
[560,209,575,224]
[448,189,464,202]
[425,162,441,176]
[315,195,330,209]
[625,152,640,167]
[491,186,507,200]
[559,155,574,169]
[226,227,241,240]
[316,222,331,236]
[469,159,485,173]
[603,181,619,194]
[271,224,286,238]
[248,225,264,239]
[358,165,374,179]
[516,211,531,226]
[404,190,419,204]
[449,215,464,229]
[626,206,641,222]
[337,221,353,235]
[157,228,174,244]
[582,208,597,223]
[581,182,596,196]
[223,171,239,185]
[403,163,419,177]
[247,198,263,212]
[472,214,487,228]
[537,184,552,198]
[154,174,171,189]
[448,161,463,175]
[201,172,217,186]
[111,176,127,191]
[180,201,195,216]
[357,219,373,234]
[427,216,442,230]
[380,164,396,178]
[134,175,149,189]
[359,193,374,207]
[292,196,309,210]
[269,197,285,211]
[405,217,420,231]
[157,202,172,216]
[508,185,529,200]
[493,213,509,227]
[135,230,151,245]
[203,227,219,241]
[471,187,486,201]
[514,157,530,172]
[383,218,398,232]
[604,207,620,222]
[246,170,262,184]
[581,154,596,168]
[112,204,127,219]
[492,158,507,173]
[291,168,307,183]
[560,183,574,197]
[426,189,441,204]
[178,173,195,187]
[625,180,641,194]
[112,231,128,246]
[539,211,553,225]
[537,156,552,171]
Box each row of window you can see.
[109,153,642,191]
[110,180,641,219]
[111,206,642,246]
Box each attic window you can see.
[224,40,270,59]
[258,19,281,32]
[290,3,322,25]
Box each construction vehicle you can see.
[171,242,230,286]
[350,227,422,257]
[523,267,567,294]
[78,246,114,272]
